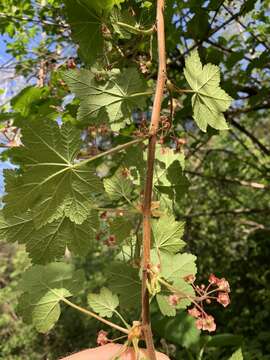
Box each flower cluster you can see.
[186,274,231,332]
[97,330,109,346]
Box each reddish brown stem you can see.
[141,1,167,359]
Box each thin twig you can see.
[185,170,268,190]
[229,118,270,156]
[222,4,270,51]
[184,207,270,218]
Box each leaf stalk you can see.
[72,137,147,169]
[61,297,130,335]
[116,21,155,36]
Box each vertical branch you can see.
[141,0,167,359]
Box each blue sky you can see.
[0,35,24,196]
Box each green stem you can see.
[128,91,154,98]
[73,137,147,169]
[197,346,205,360]
[158,278,208,315]
[175,88,194,94]
[116,21,155,35]
[61,297,129,335]
[158,278,193,301]
[114,310,131,329]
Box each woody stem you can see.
[141,0,167,359]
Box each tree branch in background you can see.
[229,118,270,156]
[185,207,270,218]
[185,170,268,190]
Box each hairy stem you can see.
[62,298,130,335]
[141,0,167,359]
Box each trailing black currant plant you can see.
[0,0,238,359]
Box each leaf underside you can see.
[184,49,233,132]
[63,67,148,131]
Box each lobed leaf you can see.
[104,168,134,201]
[173,278,195,309]
[156,294,176,317]
[0,210,98,264]
[152,215,185,253]
[88,287,119,318]
[3,119,103,228]
[107,262,141,309]
[152,250,197,283]
[63,68,149,131]
[109,216,133,243]
[153,145,189,202]
[18,263,84,333]
[184,50,233,132]
[65,0,104,64]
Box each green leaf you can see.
[0,112,21,122]
[187,11,209,40]
[63,68,149,131]
[206,334,243,348]
[152,251,197,282]
[121,143,145,186]
[64,0,104,64]
[152,215,185,253]
[111,9,137,39]
[153,311,200,349]
[88,287,119,318]
[240,0,256,14]
[0,210,98,264]
[153,146,189,202]
[154,145,185,187]
[184,50,233,132]
[228,348,243,360]
[11,86,48,117]
[109,216,133,243]
[18,263,84,333]
[173,278,195,309]
[104,168,134,201]
[107,262,141,309]
[87,0,126,13]
[156,145,185,170]
[3,119,103,227]
[156,294,176,317]
[10,86,59,120]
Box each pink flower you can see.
[195,315,216,332]
[97,330,109,346]
[188,307,201,318]
[195,318,204,330]
[217,292,230,307]
[216,278,230,293]
[203,315,216,332]
[168,294,179,306]
[208,273,219,284]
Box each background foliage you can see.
[0,0,269,359]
